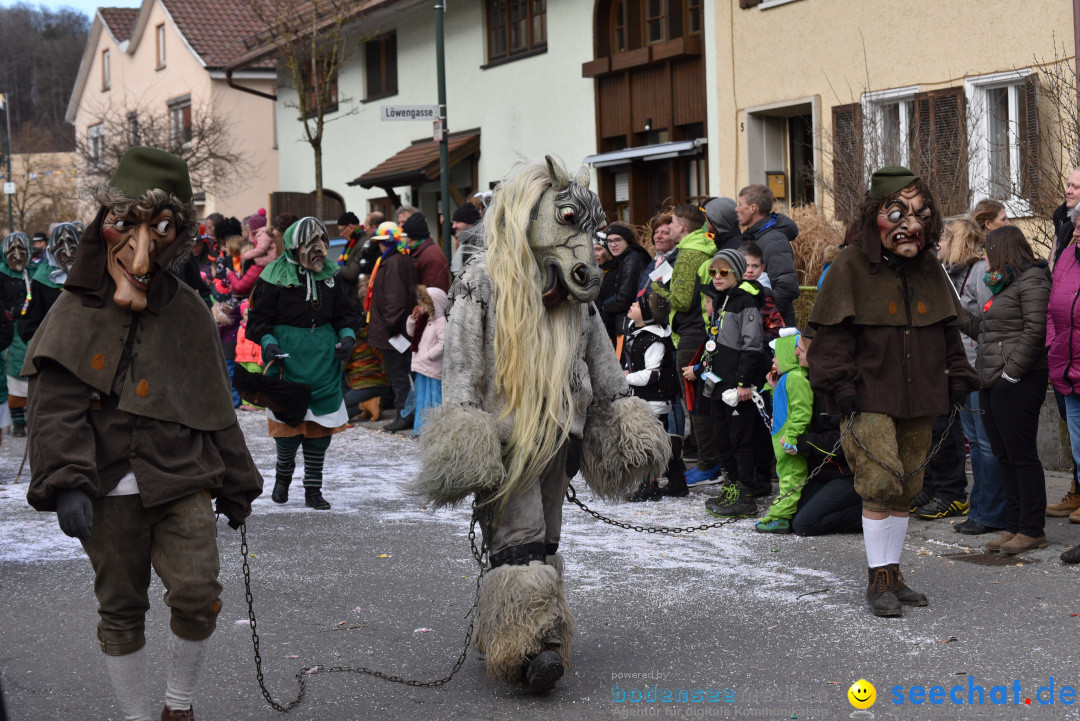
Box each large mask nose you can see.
[129,227,152,276]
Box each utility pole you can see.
[434,0,452,260]
[1,93,12,232]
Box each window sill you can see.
[758,0,803,8]
[481,45,547,70]
[297,105,339,121]
[361,90,398,104]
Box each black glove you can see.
[213,256,228,280]
[949,387,968,407]
[265,343,285,360]
[333,337,355,361]
[836,394,861,416]
[55,489,93,542]
[215,501,242,530]
[564,435,582,478]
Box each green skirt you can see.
[272,323,343,417]
[6,332,27,380]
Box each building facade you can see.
[67,0,279,219]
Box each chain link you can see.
[239,501,489,711]
[567,406,969,534]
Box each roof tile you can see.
[158,0,275,69]
[99,7,139,42]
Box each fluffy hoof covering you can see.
[475,561,574,685]
[545,552,564,580]
[580,397,671,501]
[414,404,507,507]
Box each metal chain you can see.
[567,405,970,534]
[240,501,488,712]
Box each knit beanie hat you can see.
[402,212,430,240]
[712,248,747,279]
[248,208,268,232]
[604,224,637,245]
[452,203,481,225]
[703,197,738,235]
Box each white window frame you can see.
[156,23,166,68]
[965,68,1034,217]
[88,123,105,170]
[102,49,110,91]
[861,85,918,169]
[167,96,192,150]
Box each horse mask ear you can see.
[574,166,590,189]
[545,155,570,191]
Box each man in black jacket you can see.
[736,185,801,325]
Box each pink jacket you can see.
[406,287,446,380]
[1048,246,1080,395]
[242,228,278,267]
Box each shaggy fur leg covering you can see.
[414,404,507,507]
[580,397,671,500]
[475,561,574,684]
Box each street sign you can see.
[381,105,438,121]
[2,182,14,195]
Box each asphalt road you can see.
[3,412,1080,720]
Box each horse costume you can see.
[416,157,670,692]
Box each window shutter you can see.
[1021,73,1040,203]
[831,102,863,223]
[912,87,967,216]
[614,172,629,202]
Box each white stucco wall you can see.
[274,0,597,221]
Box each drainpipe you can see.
[226,68,277,101]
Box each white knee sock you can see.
[862,516,891,568]
[104,647,151,721]
[885,515,909,566]
[164,633,211,712]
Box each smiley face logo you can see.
[848,679,876,709]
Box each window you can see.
[862,86,918,168]
[168,97,192,148]
[127,112,139,146]
[612,0,627,53]
[686,0,702,36]
[304,55,339,115]
[155,23,165,68]
[88,123,105,170]
[365,32,397,100]
[644,0,665,44]
[486,0,546,64]
[101,50,110,91]
[967,70,1039,210]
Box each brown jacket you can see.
[808,245,979,418]
[367,250,418,350]
[959,263,1051,387]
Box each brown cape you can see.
[21,281,237,431]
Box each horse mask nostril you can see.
[571,263,589,285]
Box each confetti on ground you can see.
[378,554,391,558]
[234,620,252,626]
[414,628,432,633]
[936,636,958,643]
[287,655,299,659]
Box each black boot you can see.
[524,649,564,693]
[887,564,928,606]
[304,487,331,510]
[628,478,662,502]
[382,412,414,432]
[663,471,689,497]
[704,484,757,517]
[271,477,291,504]
[866,566,902,617]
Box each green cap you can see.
[868,165,918,200]
[109,147,193,203]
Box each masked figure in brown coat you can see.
[807,166,978,617]
[23,147,263,720]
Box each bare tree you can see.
[74,100,247,200]
[1,151,79,232]
[242,0,363,220]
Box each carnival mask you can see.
[2,233,29,273]
[877,187,931,259]
[292,217,329,272]
[102,206,179,312]
[529,156,605,307]
[49,223,81,273]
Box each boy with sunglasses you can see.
[682,249,771,517]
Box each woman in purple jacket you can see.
[1047,208,1080,563]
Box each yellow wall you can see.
[72,1,278,220]
[711,0,1073,211]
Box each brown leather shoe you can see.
[357,396,382,422]
[985,531,1016,553]
[866,566,902,617]
[1069,505,1080,524]
[1048,491,1080,517]
[886,564,928,606]
[161,707,194,721]
[999,534,1048,556]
